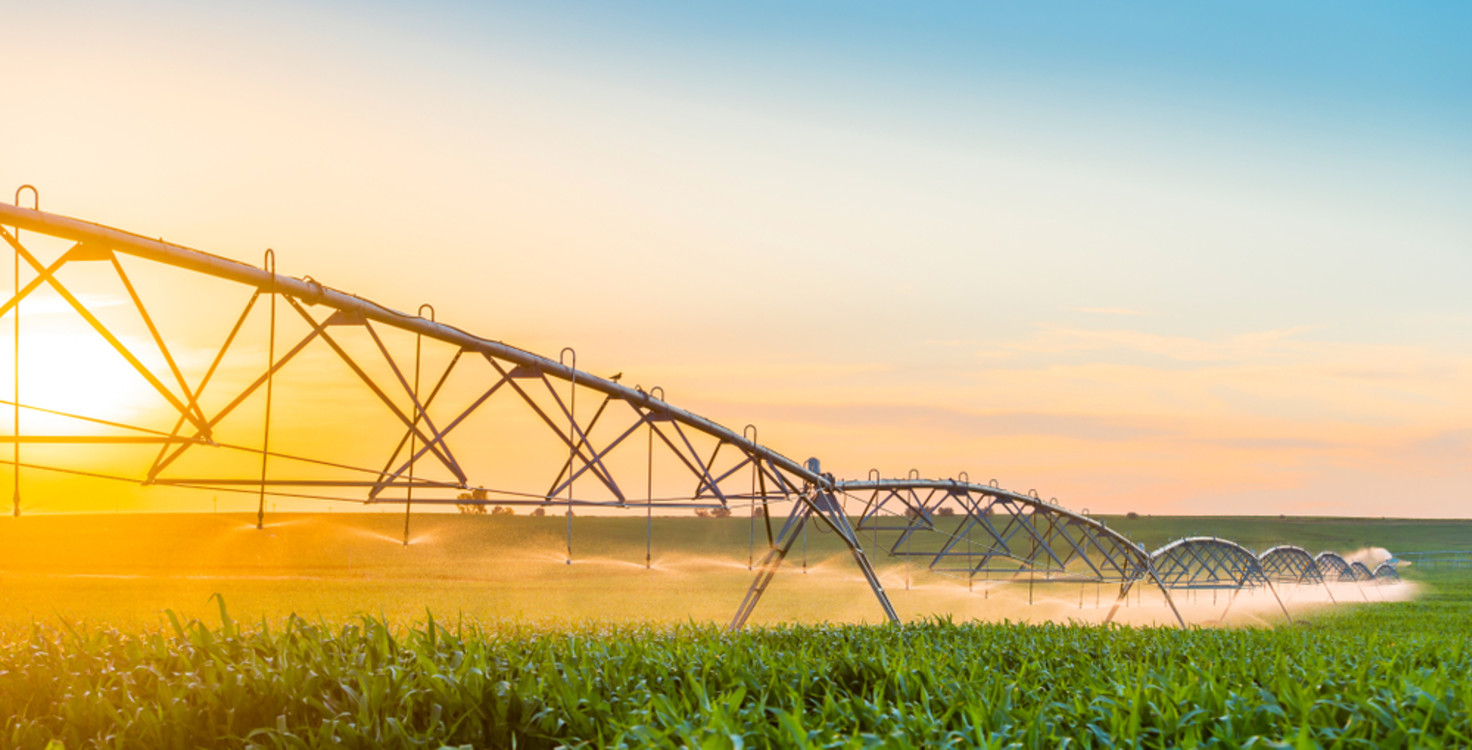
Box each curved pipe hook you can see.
[14,185,37,210]
[907,468,920,481]
[867,468,881,482]
[417,303,435,322]
[742,424,758,444]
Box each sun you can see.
[0,325,161,436]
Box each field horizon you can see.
[0,511,1442,631]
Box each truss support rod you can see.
[1264,578,1292,623]
[730,501,810,630]
[1216,584,1245,624]
[544,391,616,502]
[564,348,576,565]
[731,485,899,630]
[9,187,34,517]
[1103,581,1134,625]
[1353,578,1371,602]
[645,418,653,569]
[0,202,828,493]
[147,290,260,479]
[405,304,433,546]
[0,227,211,437]
[257,250,276,530]
[1102,561,1186,629]
[372,347,462,491]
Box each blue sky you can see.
[4,1,1470,514]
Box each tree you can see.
[530,507,547,517]
[455,490,488,515]
[491,506,515,516]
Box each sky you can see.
[2,1,1470,516]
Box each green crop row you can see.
[1,577,1468,749]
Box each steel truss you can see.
[1143,537,1291,622]
[1371,562,1400,582]
[1258,545,1325,585]
[837,477,1186,627]
[1258,544,1339,605]
[0,199,1379,629]
[1348,561,1374,583]
[1314,551,1378,602]
[1314,551,1353,582]
[0,200,1019,628]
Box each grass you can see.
[0,572,1466,748]
[0,512,1465,747]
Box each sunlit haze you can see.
[3,1,1470,516]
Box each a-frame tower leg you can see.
[731,488,899,630]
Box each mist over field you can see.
[0,512,1433,630]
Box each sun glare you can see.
[0,327,159,435]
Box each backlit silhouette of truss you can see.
[0,196,1400,628]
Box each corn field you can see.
[1,577,1469,749]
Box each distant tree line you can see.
[453,489,517,516]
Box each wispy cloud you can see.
[726,402,1173,442]
[1408,428,1472,462]
[1074,307,1146,316]
[1000,324,1324,363]
[686,320,1472,515]
[15,295,128,316]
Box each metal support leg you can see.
[10,186,35,518]
[562,348,575,565]
[1264,579,1292,622]
[257,250,276,530]
[9,221,16,519]
[1216,586,1244,624]
[645,419,652,569]
[1104,565,1186,629]
[1156,567,1186,628]
[1104,580,1134,624]
[404,305,432,545]
[730,501,809,630]
[731,490,899,630]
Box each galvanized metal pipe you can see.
[0,202,822,488]
[0,201,1199,627]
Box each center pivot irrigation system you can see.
[0,193,1400,628]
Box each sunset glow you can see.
[2,1,1469,517]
